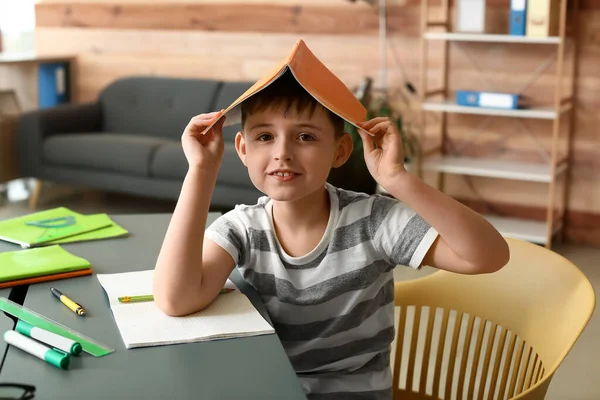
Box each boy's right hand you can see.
[181,111,226,172]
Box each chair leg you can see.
[28,179,43,209]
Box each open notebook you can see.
[97,270,275,349]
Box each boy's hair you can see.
[241,71,345,138]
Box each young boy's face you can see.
[235,104,352,202]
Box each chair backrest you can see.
[99,76,253,141]
[392,238,595,400]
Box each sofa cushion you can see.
[43,133,169,177]
[100,77,221,141]
[150,141,254,188]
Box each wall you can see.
[35,0,600,244]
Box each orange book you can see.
[0,268,92,289]
[204,39,368,134]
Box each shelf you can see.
[421,100,571,120]
[422,155,566,182]
[424,32,561,45]
[484,215,547,244]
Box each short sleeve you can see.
[369,195,439,269]
[204,209,249,266]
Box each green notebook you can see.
[0,207,112,248]
[46,214,129,245]
[0,245,90,283]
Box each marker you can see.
[16,320,82,355]
[50,287,86,316]
[118,288,235,303]
[4,330,70,369]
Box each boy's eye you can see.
[298,133,316,142]
[257,133,273,141]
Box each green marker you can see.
[4,330,70,369]
[16,320,82,355]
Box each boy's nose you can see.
[273,138,293,161]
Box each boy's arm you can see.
[385,171,508,274]
[153,112,235,316]
[357,118,509,274]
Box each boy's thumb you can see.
[357,128,375,156]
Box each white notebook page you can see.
[97,270,274,349]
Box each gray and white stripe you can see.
[205,184,438,399]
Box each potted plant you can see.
[328,78,422,194]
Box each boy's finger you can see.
[358,117,390,130]
[369,120,393,136]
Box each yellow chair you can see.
[392,238,595,400]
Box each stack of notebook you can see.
[0,207,128,248]
[0,207,129,288]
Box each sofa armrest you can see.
[17,102,102,177]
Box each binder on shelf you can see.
[455,0,486,32]
[38,62,69,109]
[526,0,560,37]
[510,0,527,36]
[456,91,519,110]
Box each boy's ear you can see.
[332,132,353,168]
[234,131,248,166]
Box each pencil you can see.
[118,294,154,303]
[117,288,235,303]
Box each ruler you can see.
[0,297,114,357]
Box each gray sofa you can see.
[17,76,376,211]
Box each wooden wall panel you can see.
[35,3,421,36]
[33,1,600,245]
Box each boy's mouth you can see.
[268,170,300,181]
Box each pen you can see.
[50,287,86,316]
[4,330,70,370]
[118,288,235,303]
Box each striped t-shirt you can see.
[205,183,438,399]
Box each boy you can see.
[153,71,509,399]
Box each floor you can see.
[1,180,598,399]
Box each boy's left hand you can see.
[357,117,407,188]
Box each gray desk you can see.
[0,240,31,369]
[0,214,306,399]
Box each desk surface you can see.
[0,239,29,365]
[0,52,75,65]
[0,213,306,400]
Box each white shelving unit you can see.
[421,155,567,183]
[420,100,571,120]
[424,32,562,44]
[418,0,578,249]
[483,216,548,244]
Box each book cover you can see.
[0,207,113,248]
[0,245,91,283]
[0,268,92,289]
[203,39,367,135]
[45,214,129,245]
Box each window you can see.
[0,0,36,53]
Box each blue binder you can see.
[456,91,519,110]
[510,0,527,36]
[38,63,69,109]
